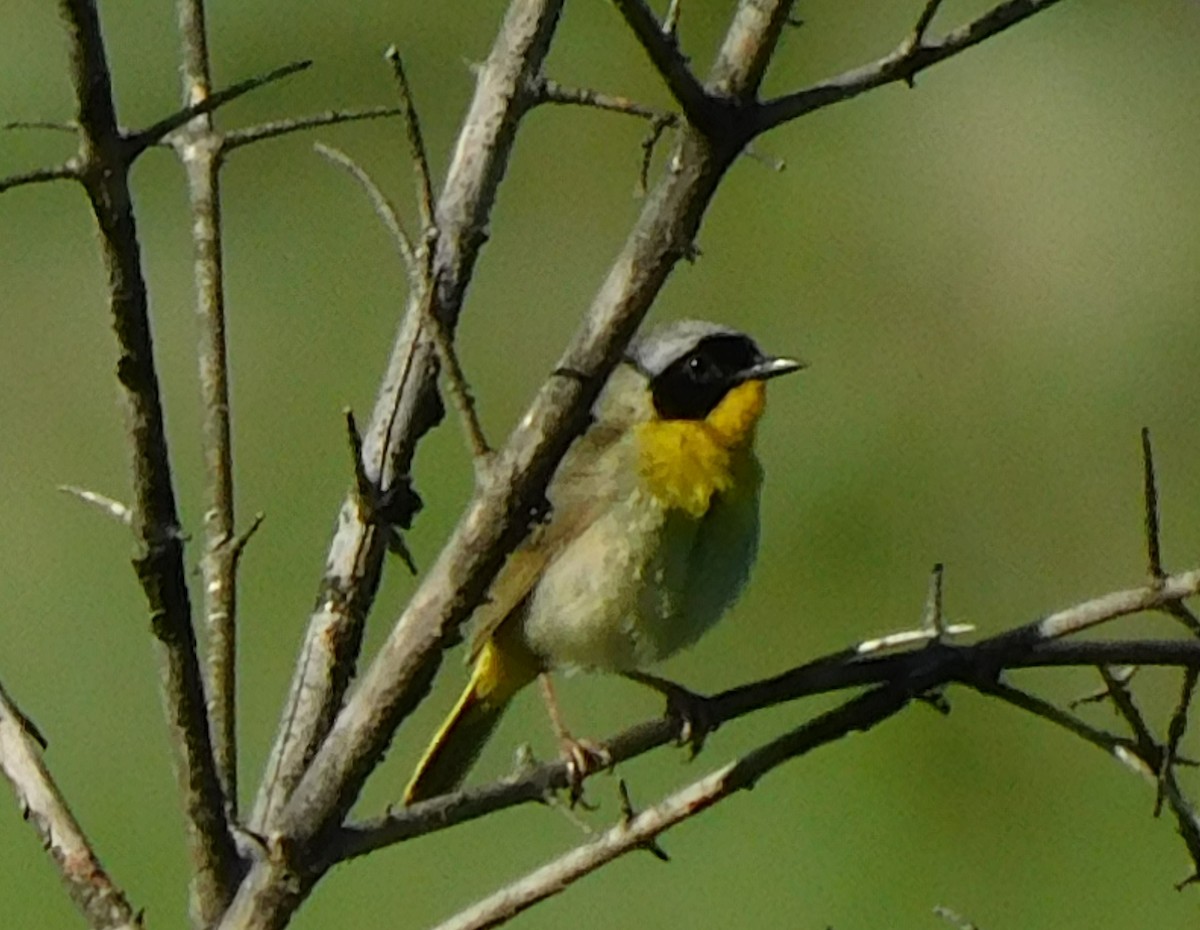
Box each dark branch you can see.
[611,0,716,131]
[125,59,311,155]
[225,106,404,150]
[753,0,1068,136]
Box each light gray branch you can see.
[0,681,142,930]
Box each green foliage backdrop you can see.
[3,1,1200,927]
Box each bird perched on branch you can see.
[404,320,803,803]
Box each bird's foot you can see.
[559,735,612,808]
[624,672,718,759]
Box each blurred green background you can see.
[4,1,1200,927]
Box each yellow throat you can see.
[635,379,767,518]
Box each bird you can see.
[403,319,803,803]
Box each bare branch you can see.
[987,568,1200,645]
[332,630,1200,860]
[754,0,1069,136]
[247,0,563,845]
[0,161,79,194]
[530,76,676,124]
[125,59,312,155]
[0,681,143,930]
[223,106,403,151]
[432,684,910,930]
[58,0,239,911]
[313,142,417,277]
[973,678,1143,768]
[663,0,683,38]
[386,47,493,464]
[3,119,78,132]
[912,0,948,48]
[1158,667,1198,815]
[611,0,713,129]
[171,2,245,874]
[385,47,437,243]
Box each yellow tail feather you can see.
[404,633,541,804]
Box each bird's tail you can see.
[403,634,540,804]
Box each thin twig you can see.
[1099,666,1160,775]
[386,47,491,463]
[59,0,238,911]
[386,47,437,244]
[313,141,491,464]
[313,143,417,276]
[172,0,245,878]
[0,162,79,193]
[224,106,403,151]
[0,680,143,930]
[973,679,1144,772]
[528,76,682,196]
[754,0,1069,135]
[425,307,493,463]
[125,58,312,155]
[1158,667,1199,815]
[59,485,133,526]
[663,0,683,38]
[912,0,948,47]
[3,119,78,132]
[922,562,947,637]
[531,76,675,123]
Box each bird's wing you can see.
[467,416,633,661]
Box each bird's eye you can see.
[686,353,713,380]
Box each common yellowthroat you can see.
[404,320,802,803]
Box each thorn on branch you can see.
[617,780,670,862]
[1068,665,1136,710]
[58,484,133,526]
[922,562,947,638]
[742,144,786,174]
[344,409,421,574]
[638,114,677,196]
[230,512,266,562]
[662,0,682,38]
[1142,427,1164,580]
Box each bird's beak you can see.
[741,355,806,382]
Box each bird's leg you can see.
[538,674,611,805]
[623,671,717,759]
